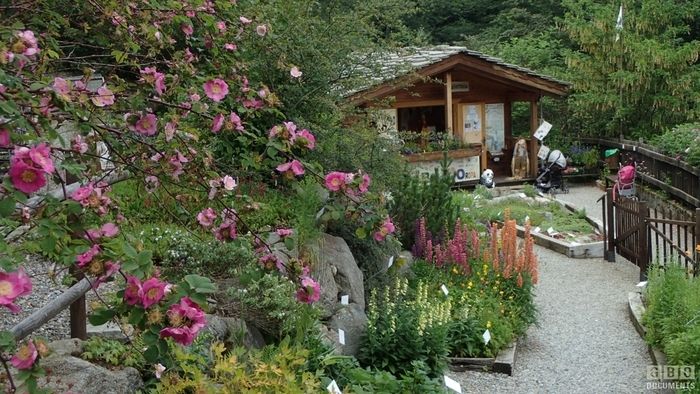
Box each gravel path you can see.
[448,183,655,393]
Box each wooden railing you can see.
[581,137,700,208]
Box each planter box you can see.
[448,340,517,376]
[405,147,482,183]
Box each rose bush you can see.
[0,1,397,391]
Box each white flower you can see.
[154,363,166,379]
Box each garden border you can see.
[448,340,517,376]
[627,292,667,366]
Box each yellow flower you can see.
[486,321,492,329]
[467,281,473,289]
[499,291,504,296]
[452,267,459,274]
[508,295,514,300]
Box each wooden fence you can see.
[582,137,700,208]
[603,188,700,280]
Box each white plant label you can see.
[443,375,462,393]
[338,329,345,345]
[441,284,449,296]
[387,255,394,268]
[636,281,648,288]
[533,120,552,141]
[327,380,342,394]
[483,329,491,345]
[547,227,555,235]
[533,226,541,233]
[340,295,349,305]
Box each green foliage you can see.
[133,224,256,281]
[389,158,459,248]
[522,184,538,198]
[563,0,700,138]
[359,277,451,377]
[643,265,700,389]
[226,265,320,340]
[81,336,145,369]
[650,122,700,166]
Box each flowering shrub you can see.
[0,1,395,390]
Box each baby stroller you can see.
[613,163,636,200]
[535,149,568,194]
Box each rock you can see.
[327,303,368,357]
[23,347,143,394]
[48,338,84,356]
[315,234,365,318]
[319,324,342,355]
[204,314,266,349]
[87,321,129,341]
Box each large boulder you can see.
[204,314,266,349]
[326,303,368,357]
[314,234,365,318]
[18,340,143,393]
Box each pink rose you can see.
[134,113,158,136]
[203,79,229,102]
[276,160,305,177]
[160,297,207,346]
[10,340,38,370]
[211,114,224,133]
[296,276,320,304]
[324,171,347,191]
[0,268,32,313]
[124,275,142,306]
[141,277,167,308]
[91,86,115,107]
[197,208,217,228]
[9,161,46,194]
[290,66,302,78]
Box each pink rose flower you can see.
[293,129,315,150]
[15,30,40,57]
[71,184,94,203]
[181,23,194,37]
[222,175,237,190]
[296,276,320,304]
[140,67,166,95]
[214,218,237,241]
[276,160,305,177]
[224,43,237,51]
[76,244,101,268]
[373,217,396,242]
[124,275,142,306]
[324,171,347,191]
[10,340,38,370]
[0,268,32,313]
[216,21,226,32]
[239,16,252,25]
[256,24,267,37]
[28,143,54,173]
[276,228,293,238]
[52,77,71,101]
[229,112,244,132]
[71,134,88,153]
[197,208,217,228]
[0,128,10,148]
[160,297,207,346]
[134,113,158,136]
[92,261,120,289]
[141,277,167,308]
[91,86,115,107]
[290,66,302,78]
[211,114,224,133]
[9,161,46,194]
[100,222,119,237]
[203,79,229,102]
[359,173,371,193]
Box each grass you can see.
[454,191,596,240]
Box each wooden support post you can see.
[529,100,539,177]
[695,208,700,275]
[69,268,87,340]
[639,201,649,281]
[606,188,616,262]
[445,72,453,134]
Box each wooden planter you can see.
[448,340,517,376]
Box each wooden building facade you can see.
[348,46,569,182]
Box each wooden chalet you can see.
[347,46,570,183]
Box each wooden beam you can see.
[446,72,453,133]
[529,100,539,177]
[11,278,92,341]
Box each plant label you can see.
[338,329,345,345]
[636,281,648,288]
[443,375,462,393]
[387,255,394,268]
[441,284,449,296]
[340,295,349,305]
[546,227,555,235]
[483,329,491,345]
[533,226,541,233]
[327,380,342,394]
[524,215,530,223]
[534,120,552,141]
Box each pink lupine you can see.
[324,172,347,191]
[276,160,305,177]
[296,276,320,304]
[203,79,229,102]
[159,297,207,346]
[197,208,217,228]
[141,277,167,308]
[10,340,37,370]
[0,268,32,313]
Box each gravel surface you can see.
[448,183,656,393]
[1,255,118,341]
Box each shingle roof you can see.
[349,45,569,97]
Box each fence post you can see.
[695,208,700,276]
[605,188,616,262]
[639,201,649,281]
